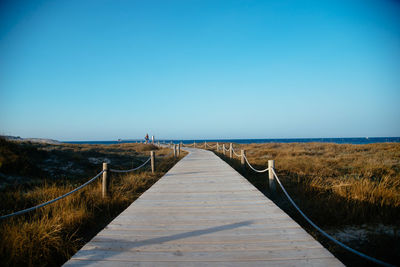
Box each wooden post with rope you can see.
[150,151,155,173]
[102,162,108,198]
[241,150,246,169]
[268,160,276,193]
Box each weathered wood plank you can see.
[65,258,342,267]
[67,248,335,261]
[64,148,343,266]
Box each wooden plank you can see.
[65,258,342,267]
[94,233,317,243]
[64,148,343,266]
[67,248,335,261]
[86,239,321,251]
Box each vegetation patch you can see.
[0,138,186,267]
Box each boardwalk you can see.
[64,148,342,266]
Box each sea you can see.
[65,137,400,145]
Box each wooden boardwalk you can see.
[64,148,343,266]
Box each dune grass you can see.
[206,142,400,266]
[0,140,186,267]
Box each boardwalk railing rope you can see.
[206,143,216,149]
[0,170,105,220]
[270,168,393,267]
[231,147,242,157]
[109,157,151,173]
[243,154,269,173]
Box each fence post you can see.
[178,143,181,157]
[268,160,276,193]
[241,150,246,169]
[216,142,219,152]
[151,151,155,173]
[173,144,177,158]
[222,144,226,155]
[152,135,154,144]
[102,162,108,198]
[205,141,207,149]
[229,143,233,158]
[194,142,196,148]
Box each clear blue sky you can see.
[1,0,399,141]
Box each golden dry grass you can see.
[211,142,400,210]
[0,140,186,267]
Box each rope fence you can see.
[206,143,217,149]
[243,154,269,173]
[0,143,179,221]
[231,147,242,158]
[0,170,105,220]
[109,157,151,173]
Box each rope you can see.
[206,143,216,149]
[231,147,242,157]
[0,170,105,220]
[271,168,393,267]
[243,154,269,173]
[223,146,230,152]
[109,157,151,173]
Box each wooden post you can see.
[173,144,177,158]
[178,143,181,157]
[102,162,108,198]
[216,142,219,152]
[150,151,155,173]
[151,135,154,144]
[205,141,207,149]
[241,150,246,169]
[229,143,233,159]
[194,142,196,148]
[222,144,226,155]
[269,160,276,193]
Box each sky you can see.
[0,0,399,141]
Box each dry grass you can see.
[211,142,400,212]
[0,140,186,267]
[207,142,400,265]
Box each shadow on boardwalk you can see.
[68,221,253,266]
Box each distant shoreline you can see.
[64,137,400,145]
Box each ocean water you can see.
[65,137,400,145]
